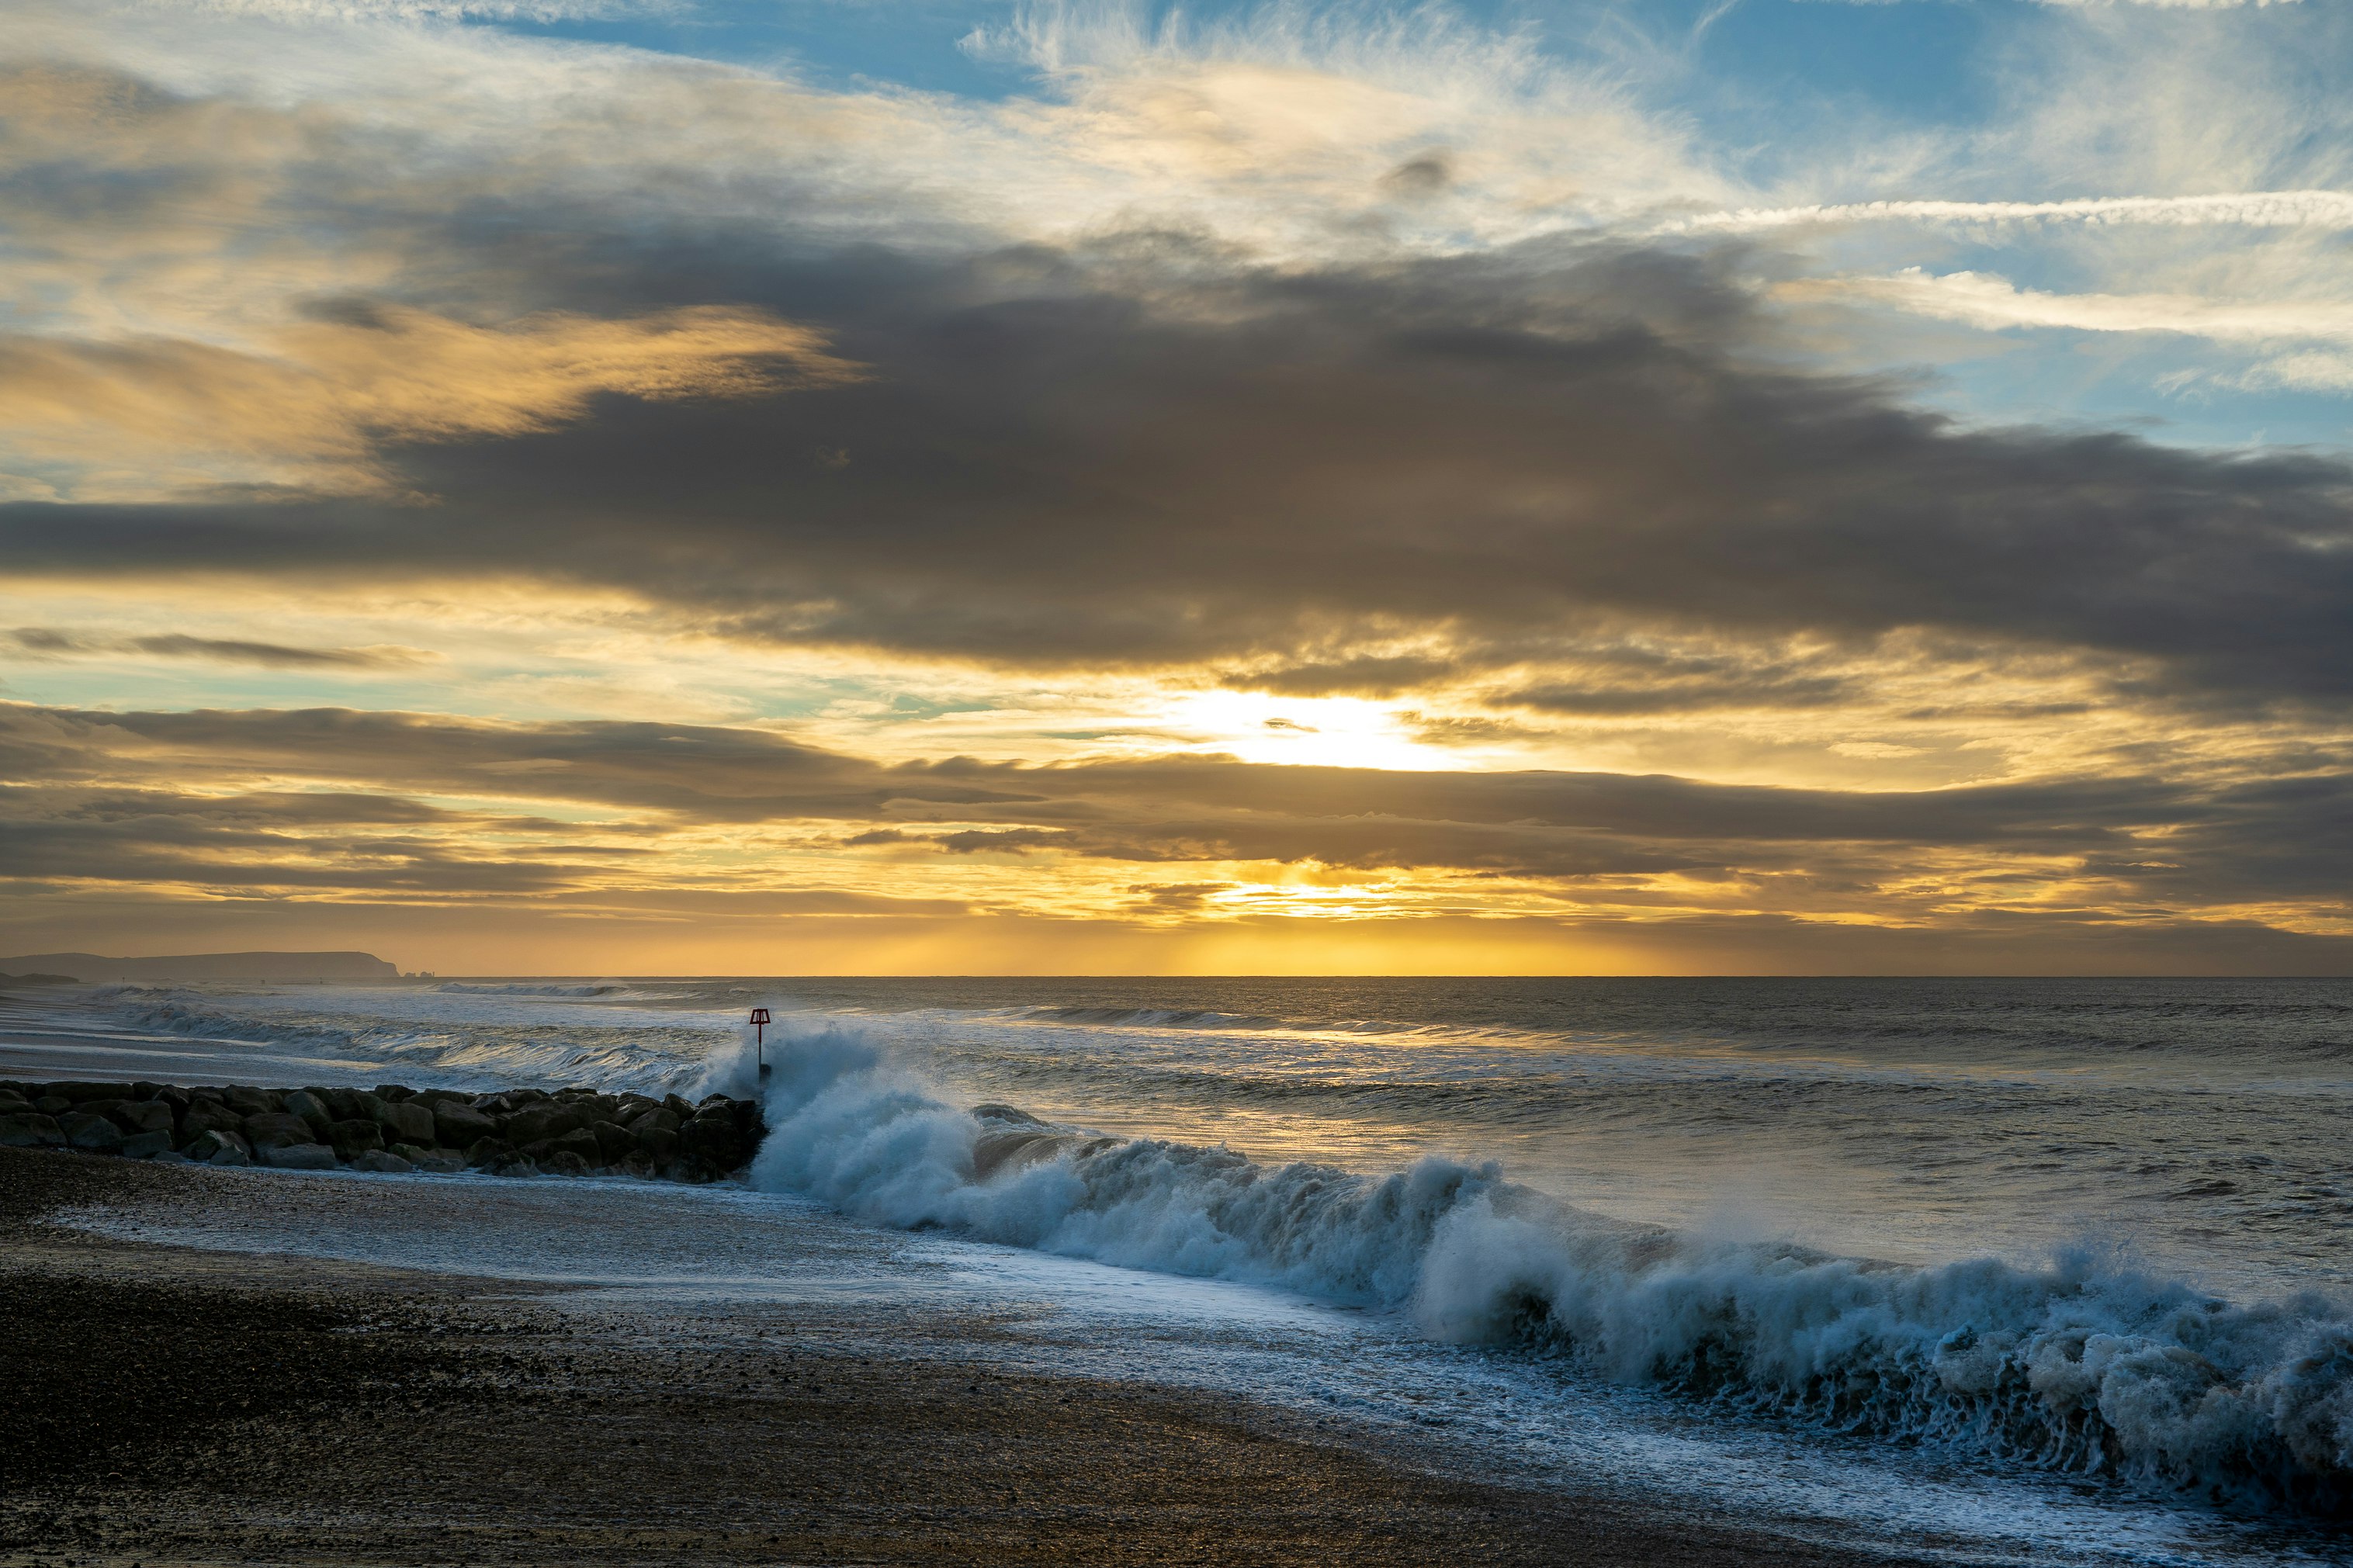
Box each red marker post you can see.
[750,1007,772,1081]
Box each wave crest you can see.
[734,1021,2353,1515]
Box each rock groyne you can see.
[0,1078,763,1182]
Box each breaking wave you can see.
[726,1022,2353,1516]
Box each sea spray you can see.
[726,1020,2353,1514]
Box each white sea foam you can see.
[721,1019,2353,1515]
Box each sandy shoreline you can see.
[0,1147,1962,1567]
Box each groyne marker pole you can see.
[750,1008,772,1081]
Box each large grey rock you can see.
[241,1111,316,1150]
[632,1125,678,1163]
[589,1120,634,1161]
[411,1151,465,1175]
[61,1111,124,1151]
[678,1113,747,1172]
[280,1089,333,1132]
[261,1142,338,1170]
[183,1129,251,1164]
[324,1119,384,1159]
[431,1102,497,1147]
[324,1087,381,1123]
[0,1089,32,1114]
[539,1150,591,1178]
[550,1127,604,1165]
[108,1099,175,1135]
[0,1113,64,1147]
[120,1129,175,1159]
[376,1098,435,1146]
[626,1106,680,1137]
[464,1137,515,1170]
[348,1149,414,1174]
[662,1094,696,1120]
[181,1101,246,1141]
[491,1154,539,1179]
[504,1103,586,1146]
[220,1085,278,1115]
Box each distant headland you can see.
[0,951,400,983]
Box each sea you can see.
[5,974,2351,1564]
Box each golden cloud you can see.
[0,305,859,500]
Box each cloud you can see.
[9,237,2348,711]
[6,628,436,667]
[1669,190,2353,235]
[0,303,855,500]
[2,702,2344,936]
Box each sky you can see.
[1,0,2350,975]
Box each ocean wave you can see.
[97,995,716,1095]
[1017,1004,1427,1035]
[719,1021,2353,1516]
[431,981,646,999]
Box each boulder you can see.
[183,1129,252,1164]
[119,1129,175,1159]
[0,1113,65,1147]
[33,1096,71,1116]
[678,1113,747,1171]
[107,1099,176,1135]
[613,1151,659,1179]
[431,1102,497,1147]
[375,1099,435,1147]
[411,1151,465,1175]
[261,1143,338,1170]
[0,1089,32,1114]
[662,1094,696,1120]
[61,1112,125,1151]
[348,1149,414,1174]
[324,1119,385,1159]
[491,1154,539,1179]
[664,1155,723,1185]
[280,1089,333,1132]
[372,1084,414,1101]
[180,1102,247,1141]
[220,1086,279,1116]
[150,1150,193,1164]
[241,1111,317,1151]
[589,1120,635,1161]
[626,1106,681,1137]
[550,1127,604,1165]
[131,1080,169,1100]
[632,1126,678,1163]
[505,1103,587,1146]
[324,1087,381,1123]
[464,1137,515,1171]
[539,1150,591,1178]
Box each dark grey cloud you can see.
[2,228,2348,711]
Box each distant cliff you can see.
[0,951,400,982]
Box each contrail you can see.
[1663,190,2353,234]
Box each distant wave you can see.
[431,981,647,999]
[716,1021,2353,1516]
[96,995,716,1096]
[1017,1005,1427,1035]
